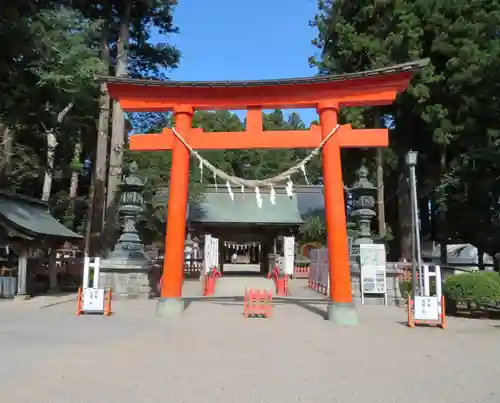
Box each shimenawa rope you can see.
[171,124,341,189]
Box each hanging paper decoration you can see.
[269,184,276,205]
[300,163,310,185]
[226,181,234,201]
[286,177,294,198]
[214,171,218,192]
[255,187,262,208]
[199,159,204,182]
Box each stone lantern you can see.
[99,162,151,299]
[349,165,377,248]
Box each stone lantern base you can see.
[98,257,151,300]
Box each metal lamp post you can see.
[405,150,422,298]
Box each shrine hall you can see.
[154,184,325,275]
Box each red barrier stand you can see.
[293,264,310,279]
[268,266,289,296]
[307,279,327,296]
[244,288,273,318]
[203,267,221,296]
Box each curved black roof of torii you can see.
[98,59,429,88]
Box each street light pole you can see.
[406,150,422,297]
[410,177,417,299]
[409,164,423,294]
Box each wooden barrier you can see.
[407,295,446,329]
[244,288,272,318]
[203,268,221,296]
[76,286,112,316]
[293,263,310,278]
[268,266,289,296]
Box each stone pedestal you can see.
[98,161,151,299]
[99,265,150,300]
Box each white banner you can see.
[212,237,219,270]
[204,234,214,273]
[283,236,295,276]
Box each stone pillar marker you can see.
[99,162,151,299]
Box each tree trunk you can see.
[375,148,386,237]
[0,124,13,174]
[106,0,132,211]
[68,141,81,211]
[437,146,447,241]
[398,167,412,260]
[42,131,57,202]
[41,102,73,202]
[89,6,111,255]
[373,110,386,238]
[0,124,13,188]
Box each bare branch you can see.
[57,102,74,123]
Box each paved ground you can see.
[223,263,261,274]
[214,277,274,296]
[1,295,499,403]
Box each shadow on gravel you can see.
[181,296,329,319]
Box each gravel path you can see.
[1,298,499,402]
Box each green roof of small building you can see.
[0,191,82,240]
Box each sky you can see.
[150,0,321,124]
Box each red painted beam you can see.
[128,125,388,151]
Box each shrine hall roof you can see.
[155,185,326,226]
[189,187,304,225]
[0,191,82,241]
[98,59,429,88]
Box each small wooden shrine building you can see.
[0,191,82,298]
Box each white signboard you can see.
[283,236,295,276]
[204,234,213,273]
[212,237,219,270]
[412,265,443,322]
[82,288,105,313]
[360,244,387,305]
[414,296,439,321]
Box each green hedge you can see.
[444,272,500,306]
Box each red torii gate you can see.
[102,59,426,324]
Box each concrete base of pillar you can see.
[14,293,31,301]
[156,298,185,319]
[327,301,358,326]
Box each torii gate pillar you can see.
[101,59,427,324]
[156,106,193,318]
[318,102,357,324]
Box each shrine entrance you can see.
[189,184,304,277]
[102,59,426,325]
